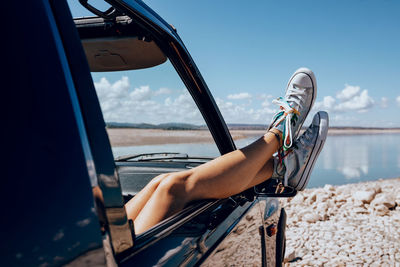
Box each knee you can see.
[156,172,191,201]
[149,173,168,186]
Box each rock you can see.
[297,208,311,218]
[353,190,376,204]
[304,212,320,223]
[284,248,296,262]
[335,193,350,203]
[395,194,400,206]
[232,223,246,234]
[306,191,317,205]
[371,193,396,208]
[353,200,365,207]
[373,186,382,194]
[245,214,254,221]
[353,207,368,214]
[316,202,328,212]
[326,199,335,209]
[317,192,331,203]
[290,193,305,205]
[373,204,389,216]
[324,184,335,192]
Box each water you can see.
[112,134,400,188]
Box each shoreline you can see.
[107,128,400,147]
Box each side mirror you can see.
[254,178,297,197]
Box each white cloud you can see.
[94,77,202,124]
[216,97,275,123]
[314,84,374,113]
[130,86,152,101]
[94,77,276,125]
[155,87,172,95]
[335,89,374,112]
[93,78,391,126]
[336,84,360,101]
[227,92,252,100]
[396,96,400,106]
[314,95,336,110]
[259,93,273,100]
[322,96,336,109]
[261,99,271,107]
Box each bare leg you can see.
[124,174,166,222]
[127,130,281,234]
[125,154,274,222]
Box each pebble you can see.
[371,193,396,208]
[282,178,400,266]
[303,212,320,223]
[353,190,376,203]
[290,194,305,205]
[284,248,296,263]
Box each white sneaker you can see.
[269,68,317,150]
[273,111,329,191]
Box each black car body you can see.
[2,0,293,266]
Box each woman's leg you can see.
[124,174,167,223]
[128,129,281,234]
[126,68,318,234]
[125,156,274,227]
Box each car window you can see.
[66,2,220,160]
[91,61,220,159]
[67,2,221,237]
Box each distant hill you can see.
[226,123,267,130]
[157,123,202,130]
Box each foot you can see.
[269,68,317,150]
[273,111,329,191]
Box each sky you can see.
[68,0,400,127]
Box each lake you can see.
[112,134,400,188]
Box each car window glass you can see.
[91,62,220,159]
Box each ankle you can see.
[265,129,283,147]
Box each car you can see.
[2,0,296,266]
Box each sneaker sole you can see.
[285,67,317,139]
[293,111,329,191]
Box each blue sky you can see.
[69,0,400,127]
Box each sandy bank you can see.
[106,129,262,147]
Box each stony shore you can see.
[282,178,400,266]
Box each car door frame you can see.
[52,0,277,265]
